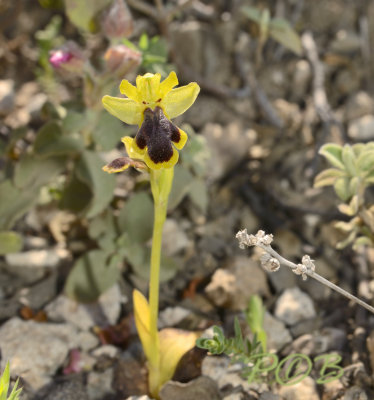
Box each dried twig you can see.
[302,31,344,134]
[236,229,374,315]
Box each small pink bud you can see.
[49,41,85,76]
[104,44,141,77]
[101,0,133,39]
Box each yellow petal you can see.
[136,73,161,103]
[172,127,188,150]
[163,82,200,119]
[144,146,179,170]
[159,71,178,98]
[102,95,142,125]
[119,79,139,101]
[158,328,200,387]
[121,136,145,159]
[133,289,157,364]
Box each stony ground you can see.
[1,0,374,399]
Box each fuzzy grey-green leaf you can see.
[319,144,345,170]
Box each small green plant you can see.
[0,363,22,400]
[196,295,268,381]
[241,5,302,67]
[314,143,374,249]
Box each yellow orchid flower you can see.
[102,72,200,170]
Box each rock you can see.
[335,68,361,97]
[278,376,319,400]
[205,256,269,310]
[45,284,124,331]
[158,306,192,329]
[286,328,346,356]
[170,21,231,86]
[290,60,312,101]
[330,30,362,54]
[0,318,78,390]
[0,79,15,116]
[263,312,292,352]
[77,331,100,352]
[91,344,120,359]
[348,115,374,140]
[343,386,368,400]
[201,355,230,383]
[125,396,152,400]
[162,219,190,257]
[344,92,374,121]
[268,267,297,293]
[159,376,222,400]
[87,368,115,400]
[201,122,256,182]
[259,393,281,400]
[113,352,148,398]
[5,248,70,284]
[274,287,316,326]
[18,271,58,309]
[33,377,89,400]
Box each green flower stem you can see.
[148,167,174,374]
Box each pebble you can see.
[205,256,269,310]
[33,377,89,400]
[0,317,78,390]
[201,122,256,182]
[0,79,15,116]
[344,91,374,121]
[162,219,190,257]
[159,376,222,400]
[91,344,120,359]
[158,306,192,329]
[274,287,316,326]
[87,368,115,400]
[5,248,70,268]
[279,376,319,400]
[263,312,292,352]
[45,284,124,331]
[348,115,374,140]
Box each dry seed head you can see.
[260,252,280,272]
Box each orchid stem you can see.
[148,167,174,396]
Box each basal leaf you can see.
[75,151,116,218]
[269,18,302,55]
[319,144,345,170]
[65,249,120,302]
[0,180,39,230]
[188,179,208,214]
[14,154,65,189]
[34,121,84,157]
[117,192,154,243]
[64,0,111,31]
[334,177,351,202]
[168,165,194,210]
[341,144,357,176]
[241,6,262,24]
[158,328,199,391]
[0,231,23,255]
[313,168,347,188]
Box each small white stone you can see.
[274,287,316,326]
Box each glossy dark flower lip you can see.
[131,106,187,170]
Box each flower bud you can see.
[104,44,141,78]
[101,0,133,39]
[49,41,85,77]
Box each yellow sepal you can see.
[163,82,200,119]
[102,95,142,125]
